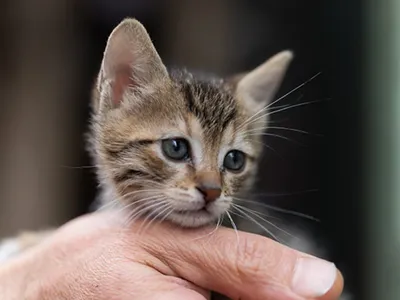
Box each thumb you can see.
[141,223,344,300]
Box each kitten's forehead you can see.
[173,71,240,145]
[101,70,253,158]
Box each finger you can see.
[140,276,211,300]
[145,289,209,300]
[140,223,343,300]
[163,276,211,300]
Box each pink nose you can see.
[196,185,222,203]
[195,171,222,203]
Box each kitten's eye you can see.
[223,150,246,172]
[161,138,190,161]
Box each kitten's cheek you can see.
[208,202,229,217]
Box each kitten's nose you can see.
[195,172,222,203]
[196,184,222,203]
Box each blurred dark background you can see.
[0,1,364,298]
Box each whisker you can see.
[206,216,224,244]
[117,195,166,217]
[235,73,321,132]
[141,206,176,235]
[123,205,158,228]
[250,140,285,161]
[124,197,167,221]
[247,132,304,146]
[190,216,222,242]
[268,103,292,110]
[230,207,282,243]
[111,200,152,227]
[267,98,329,117]
[232,197,319,222]
[120,196,168,226]
[139,202,171,232]
[265,93,305,117]
[156,206,175,224]
[137,201,171,234]
[238,97,328,134]
[231,204,283,221]
[97,189,165,211]
[241,126,319,137]
[265,73,321,110]
[244,189,319,197]
[232,204,296,239]
[268,126,322,136]
[225,211,240,250]
[60,165,97,169]
[96,198,121,212]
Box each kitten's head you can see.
[90,19,293,227]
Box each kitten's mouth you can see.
[166,203,223,227]
[170,207,217,227]
[173,207,208,215]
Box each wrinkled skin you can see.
[0,211,343,300]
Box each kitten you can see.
[0,18,351,299]
[87,18,291,230]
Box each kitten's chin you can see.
[166,210,219,228]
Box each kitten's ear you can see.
[234,51,293,114]
[96,18,168,110]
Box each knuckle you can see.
[233,235,295,285]
[235,236,269,280]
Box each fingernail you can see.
[291,257,337,298]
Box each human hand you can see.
[0,211,343,300]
